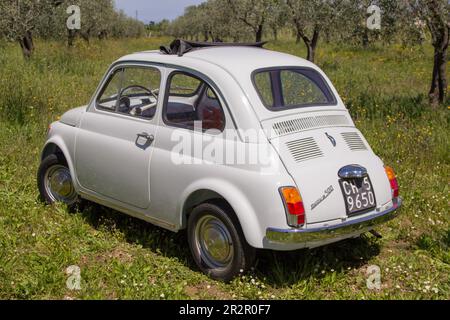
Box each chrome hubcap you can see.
[195,215,234,269]
[44,165,77,205]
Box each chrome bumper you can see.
[266,198,402,244]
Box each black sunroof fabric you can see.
[160,39,267,57]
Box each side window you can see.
[98,69,122,111]
[164,72,226,132]
[254,72,274,107]
[96,66,161,119]
[169,73,202,96]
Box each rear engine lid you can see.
[263,111,393,224]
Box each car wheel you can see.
[37,154,79,207]
[187,201,256,282]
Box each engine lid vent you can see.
[286,137,324,163]
[273,115,350,136]
[341,132,368,151]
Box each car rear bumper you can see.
[266,198,402,245]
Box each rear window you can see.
[253,68,336,111]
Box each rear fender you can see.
[179,179,263,248]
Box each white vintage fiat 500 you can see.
[38,40,401,281]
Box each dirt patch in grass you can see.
[80,247,134,267]
[185,283,232,300]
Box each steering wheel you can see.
[120,85,158,100]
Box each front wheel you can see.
[37,154,79,206]
[187,202,256,282]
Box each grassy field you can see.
[0,37,448,300]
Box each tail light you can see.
[385,166,399,199]
[280,187,305,227]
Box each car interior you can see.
[96,69,225,131]
[165,81,225,131]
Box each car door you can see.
[75,64,163,209]
[147,71,230,225]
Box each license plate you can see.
[339,177,377,216]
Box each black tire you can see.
[187,201,256,282]
[37,154,80,207]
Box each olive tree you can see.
[168,2,238,42]
[417,0,449,105]
[203,0,248,42]
[267,1,289,40]
[227,0,280,42]
[285,0,337,62]
[0,0,56,58]
[60,0,116,45]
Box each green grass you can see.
[0,37,449,300]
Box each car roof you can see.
[116,46,318,79]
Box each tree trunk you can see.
[306,43,315,62]
[303,27,320,63]
[310,27,320,62]
[98,30,108,40]
[362,28,369,48]
[81,33,90,43]
[272,27,278,41]
[19,31,34,59]
[294,21,302,44]
[427,7,449,106]
[81,28,91,44]
[255,24,263,42]
[67,29,77,47]
[429,45,448,105]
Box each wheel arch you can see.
[41,138,78,190]
[41,143,64,161]
[179,180,263,248]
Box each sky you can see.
[114,0,205,23]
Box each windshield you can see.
[253,67,337,111]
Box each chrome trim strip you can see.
[266,198,402,244]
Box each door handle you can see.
[137,132,155,142]
[135,133,155,150]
